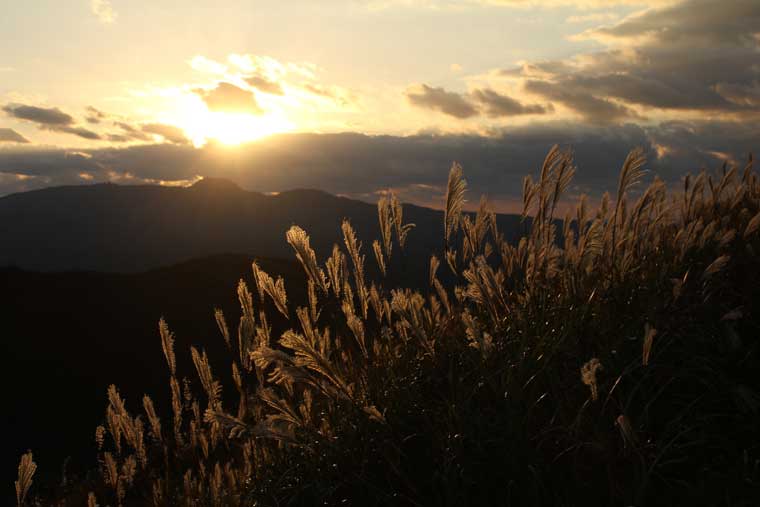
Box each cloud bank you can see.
[1,123,756,210]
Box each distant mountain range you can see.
[0,178,525,274]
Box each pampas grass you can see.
[18,146,760,507]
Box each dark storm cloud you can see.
[245,75,284,95]
[194,82,263,114]
[3,104,73,125]
[2,123,757,209]
[406,84,478,119]
[471,89,551,117]
[141,123,190,145]
[0,128,29,143]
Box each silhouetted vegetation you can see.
[13,147,760,506]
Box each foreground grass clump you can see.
[16,146,760,506]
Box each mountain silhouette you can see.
[0,178,525,276]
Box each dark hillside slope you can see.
[1,254,305,489]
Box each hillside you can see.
[1,254,305,491]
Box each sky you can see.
[1,0,759,210]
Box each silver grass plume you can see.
[446,249,457,274]
[143,395,162,442]
[214,308,231,349]
[15,452,36,507]
[391,192,415,249]
[369,282,385,322]
[615,148,647,224]
[159,317,176,376]
[377,194,393,260]
[286,226,328,293]
[95,425,105,450]
[308,279,320,323]
[169,376,183,447]
[191,347,222,410]
[373,239,386,277]
[342,220,368,319]
[346,313,368,359]
[237,279,255,327]
[429,255,440,286]
[260,270,289,319]
[325,244,345,299]
[251,261,267,303]
[280,329,353,400]
[745,210,760,238]
[444,162,467,247]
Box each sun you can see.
[169,93,295,146]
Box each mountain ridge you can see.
[0,177,525,275]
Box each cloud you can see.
[578,0,759,46]
[471,88,551,117]
[494,0,760,124]
[189,55,228,75]
[0,128,29,143]
[565,12,618,23]
[365,0,673,10]
[3,103,101,139]
[1,122,756,209]
[85,106,107,124]
[193,82,264,115]
[3,104,73,125]
[112,121,152,142]
[91,0,117,24]
[406,84,478,119]
[57,126,101,140]
[141,123,190,144]
[524,79,640,123]
[716,82,760,107]
[245,75,284,95]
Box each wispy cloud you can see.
[91,0,117,24]
[566,12,618,23]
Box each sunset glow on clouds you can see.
[0,0,759,207]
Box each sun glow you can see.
[169,93,295,146]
